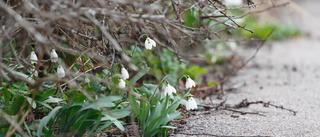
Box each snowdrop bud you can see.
[121,67,129,80]
[186,78,196,89]
[224,0,243,6]
[31,66,38,77]
[144,37,156,50]
[57,65,65,78]
[88,9,96,16]
[50,49,58,62]
[164,83,177,96]
[85,77,90,83]
[119,79,126,89]
[186,97,197,110]
[30,51,38,64]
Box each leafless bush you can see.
[0,0,265,86]
[0,0,293,136]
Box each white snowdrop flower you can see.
[228,41,238,51]
[224,0,243,6]
[57,65,65,78]
[85,77,90,83]
[144,37,156,50]
[121,67,129,80]
[164,83,177,96]
[31,66,38,77]
[186,78,196,89]
[50,49,58,62]
[30,51,38,64]
[119,79,126,89]
[186,97,197,110]
[88,9,96,16]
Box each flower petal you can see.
[50,49,59,62]
[57,65,65,78]
[186,78,196,89]
[121,67,129,80]
[30,51,38,64]
[145,37,156,50]
[119,79,126,89]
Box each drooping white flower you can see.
[88,9,96,16]
[164,83,177,96]
[224,0,243,6]
[85,77,90,83]
[186,78,196,89]
[186,97,197,110]
[119,79,126,89]
[144,37,156,50]
[57,65,65,78]
[30,51,38,64]
[50,49,58,62]
[121,67,129,80]
[31,66,38,77]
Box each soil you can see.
[174,0,320,136]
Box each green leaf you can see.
[96,96,121,108]
[148,102,162,125]
[91,121,112,136]
[144,83,159,97]
[37,106,62,137]
[110,108,131,119]
[101,113,125,131]
[44,96,64,104]
[129,95,140,116]
[36,101,53,110]
[113,120,125,131]
[127,67,150,87]
[11,96,25,115]
[38,88,56,101]
[27,97,37,109]
[88,114,102,137]
[86,87,96,92]
[139,86,151,96]
[2,88,10,108]
[162,112,182,125]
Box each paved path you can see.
[176,38,320,136]
[175,0,320,136]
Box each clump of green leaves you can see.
[235,17,300,40]
[130,47,208,84]
[129,83,182,137]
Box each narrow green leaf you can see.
[11,96,25,115]
[129,95,140,116]
[127,67,150,87]
[36,101,53,110]
[24,121,32,136]
[92,121,112,136]
[43,96,64,104]
[2,88,10,107]
[88,114,102,137]
[37,106,62,137]
[110,108,130,119]
[113,120,125,131]
[148,102,162,124]
[38,88,56,101]
[27,97,37,109]
[96,96,121,108]
[101,113,125,131]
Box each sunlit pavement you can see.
[175,0,320,136]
